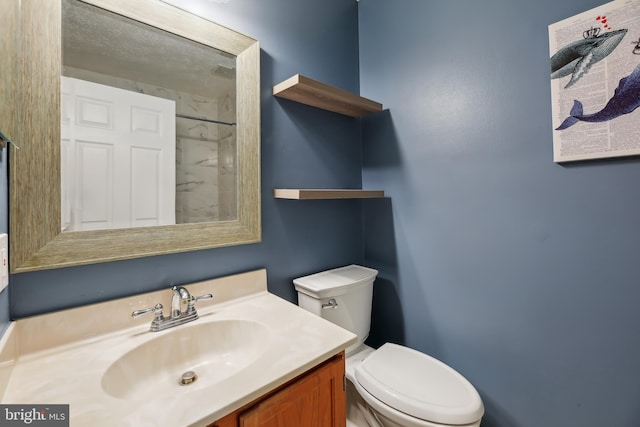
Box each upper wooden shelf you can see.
[274,189,385,200]
[273,74,383,117]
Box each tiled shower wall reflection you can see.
[217,92,238,221]
[64,67,237,223]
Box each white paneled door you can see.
[61,77,176,231]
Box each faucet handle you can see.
[132,303,164,322]
[185,293,213,315]
[194,293,213,302]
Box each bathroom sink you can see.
[102,319,271,400]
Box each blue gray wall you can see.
[8,0,365,317]
[359,0,640,426]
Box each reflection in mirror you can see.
[7,0,260,272]
[62,0,238,231]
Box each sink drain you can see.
[179,370,198,386]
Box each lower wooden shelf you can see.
[274,189,385,200]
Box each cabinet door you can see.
[209,416,238,427]
[239,355,346,427]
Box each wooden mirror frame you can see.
[6,0,260,273]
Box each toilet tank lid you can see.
[293,265,378,298]
[355,343,484,425]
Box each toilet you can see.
[294,265,484,427]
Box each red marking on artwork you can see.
[595,15,612,31]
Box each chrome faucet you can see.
[171,286,191,319]
[132,285,213,332]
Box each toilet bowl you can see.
[294,265,484,427]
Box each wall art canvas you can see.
[549,0,640,162]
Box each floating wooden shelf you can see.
[274,189,385,200]
[273,74,383,117]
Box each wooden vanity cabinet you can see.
[209,352,346,427]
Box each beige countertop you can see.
[0,269,356,426]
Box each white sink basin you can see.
[2,269,358,427]
[102,319,271,400]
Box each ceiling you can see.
[62,0,236,99]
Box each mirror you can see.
[7,0,260,272]
[62,0,239,230]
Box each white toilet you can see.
[294,265,484,427]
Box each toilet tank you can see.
[294,265,378,354]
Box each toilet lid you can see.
[354,343,484,425]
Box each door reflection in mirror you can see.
[62,0,238,231]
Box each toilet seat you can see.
[354,343,484,426]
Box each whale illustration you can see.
[556,63,640,130]
[551,29,627,88]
